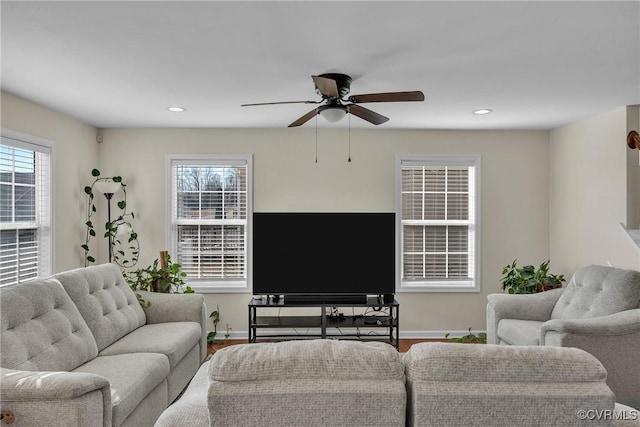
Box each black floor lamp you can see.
[93,180,122,263]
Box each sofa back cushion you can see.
[0,278,98,371]
[55,263,145,351]
[551,264,640,320]
[403,342,607,383]
[210,339,404,382]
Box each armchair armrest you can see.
[541,308,640,341]
[541,308,640,409]
[0,368,111,427]
[486,288,563,344]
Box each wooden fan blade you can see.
[348,91,425,103]
[288,108,318,127]
[241,100,318,107]
[312,75,339,98]
[348,104,389,125]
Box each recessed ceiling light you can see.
[473,109,493,115]
[167,106,186,112]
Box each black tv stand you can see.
[248,296,399,349]
[283,294,367,304]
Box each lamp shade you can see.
[318,106,348,123]
[94,180,121,194]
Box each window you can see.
[1,130,53,286]
[168,154,251,292]
[397,156,480,291]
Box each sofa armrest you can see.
[486,288,563,344]
[0,368,111,427]
[138,290,207,361]
[138,290,205,324]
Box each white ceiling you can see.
[2,1,639,130]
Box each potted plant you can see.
[444,328,486,344]
[500,259,565,294]
[81,168,139,268]
[207,305,231,354]
[127,251,192,295]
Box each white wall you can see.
[99,127,550,337]
[1,91,99,271]
[1,91,554,337]
[549,106,640,273]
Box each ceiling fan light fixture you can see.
[318,105,348,123]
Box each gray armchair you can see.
[486,264,640,409]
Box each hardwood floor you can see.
[208,338,446,355]
[398,338,448,353]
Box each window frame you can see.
[166,154,252,293]
[396,155,481,292]
[0,128,54,287]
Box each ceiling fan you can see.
[241,73,425,127]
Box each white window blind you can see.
[398,156,480,291]
[168,155,251,292]
[1,133,52,286]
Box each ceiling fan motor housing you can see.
[317,73,352,98]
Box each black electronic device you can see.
[252,212,395,304]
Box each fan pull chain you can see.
[348,112,352,162]
[315,113,318,163]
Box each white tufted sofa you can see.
[0,263,207,427]
[487,264,640,409]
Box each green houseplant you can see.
[500,259,565,294]
[81,168,139,267]
[207,305,231,350]
[127,251,192,295]
[445,328,487,344]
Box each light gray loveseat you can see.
[486,264,640,408]
[156,339,619,427]
[0,263,207,427]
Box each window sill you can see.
[398,281,480,293]
[621,223,640,251]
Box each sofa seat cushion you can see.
[73,352,169,427]
[55,263,146,352]
[496,319,543,345]
[98,322,201,368]
[209,339,405,382]
[0,278,98,371]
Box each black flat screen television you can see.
[252,212,396,303]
